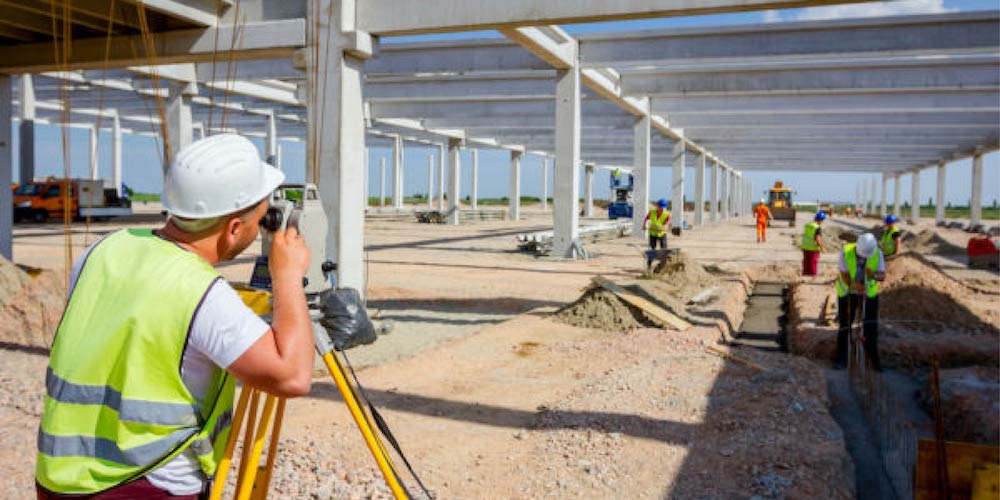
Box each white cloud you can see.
[789,0,956,21]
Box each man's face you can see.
[219,200,269,261]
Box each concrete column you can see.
[111,115,122,197]
[509,151,522,221]
[447,138,462,225]
[18,74,35,184]
[363,147,369,209]
[378,157,386,207]
[583,164,594,218]
[305,0,367,292]
[694,153,706,227]
[720,167,729,221]
[426,154,435,209]
[553,63,581,258]
[935,162,947,225]
[893,173,902,217]
[437,144,445,210]
[869,177,877,216]
[709,160,719,223]
[470,149,479,210]
[265,112,278,166]
[910,169,921,223]
[193,122,206,140]
[88,126,99,180]
[391,135,404,209]
[0,75,13,259]
[671,141,685,228]
[541,157,549,211]
[632,114,651,235]
[970,152,984,227]
[880,173,888,218]
[729,172,738,218]
[165,86,193,167]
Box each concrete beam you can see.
[0,19,307,73]
[652,91,1000,115]
[668,111,1000,129]
[358,0,885,36]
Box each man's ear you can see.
[227,215,243,237]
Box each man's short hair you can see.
[170,198,266,235]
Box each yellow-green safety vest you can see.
[37,229,236,494]
[800,222,821,251]
[649,210,670,237]
[835,243,882,298]
[880,226,901,256]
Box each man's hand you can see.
[852,282,865,293]
[269,227,311,283]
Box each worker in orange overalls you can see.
[754,199,773,243]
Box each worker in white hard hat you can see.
[753,198,773,243]
[833,232,886,371]
[37,134,315,498]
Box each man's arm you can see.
[228,228,314,397]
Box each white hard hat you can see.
[163,134,284,218]
[760,198,766,204]
[856,233,878,258]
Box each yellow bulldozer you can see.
[766,181,796,227]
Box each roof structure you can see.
[0,0,997,288]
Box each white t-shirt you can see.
[69,240,269,495]
[837,248,886,293]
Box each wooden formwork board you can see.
[915,438,1000,500]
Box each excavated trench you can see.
[732,282,787,352]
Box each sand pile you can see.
[921,366,999,445]
[880,255,999,336]
[0,256,30,311]
[902,229,965,255]
[0,270,66,351]
[554,287,653,332]
[645,251,720,299]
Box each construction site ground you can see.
[0,205,996,498]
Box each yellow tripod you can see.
[216,289,411,499]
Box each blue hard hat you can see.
[814,211,827,221]
[885,214,899,224]
[657,198,668,208]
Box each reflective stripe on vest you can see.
[835,243,881,298]
[649,210,670,237]
[801,222,820,251]
[37,229,235,495]
[880,227,901,256]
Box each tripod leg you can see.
[209,386,253,500]
[251,398,286,500]
[235,390,261,494]
[322,351,408,500]
[237,395,277,500]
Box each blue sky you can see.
[15,0,1000,207]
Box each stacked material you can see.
[517,221,632,255]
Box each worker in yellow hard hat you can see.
[36,134,315,498]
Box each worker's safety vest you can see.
[835,243,881,298]
[800,222,821,251]
[649,210,670,237]
[880,226,901,256]
[37,229,235,494]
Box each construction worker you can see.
[880,214,903,257]
[642,199,671,267]
[800,211,827,276]
[834,233,886,371]
[36,134,315,498]
[753,199,773,243]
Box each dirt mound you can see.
[921,367,999,445]
[645,251,719,299]
[880,255,999,336]
[0,270,66,351]
[902,229,964,255]
[0,256,30,311]
[554,287,652,332]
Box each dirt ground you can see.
[0,205,993,498]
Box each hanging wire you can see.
[220,0,244,130]
[206,0,224,133]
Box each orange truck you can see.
[12,178,131,222]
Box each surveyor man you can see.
[753,199,773,243]
[36,134,316,498]
[834,233,886,371]
[800,211,827,276]
[642,199,671,267]
[880,214,903,257]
